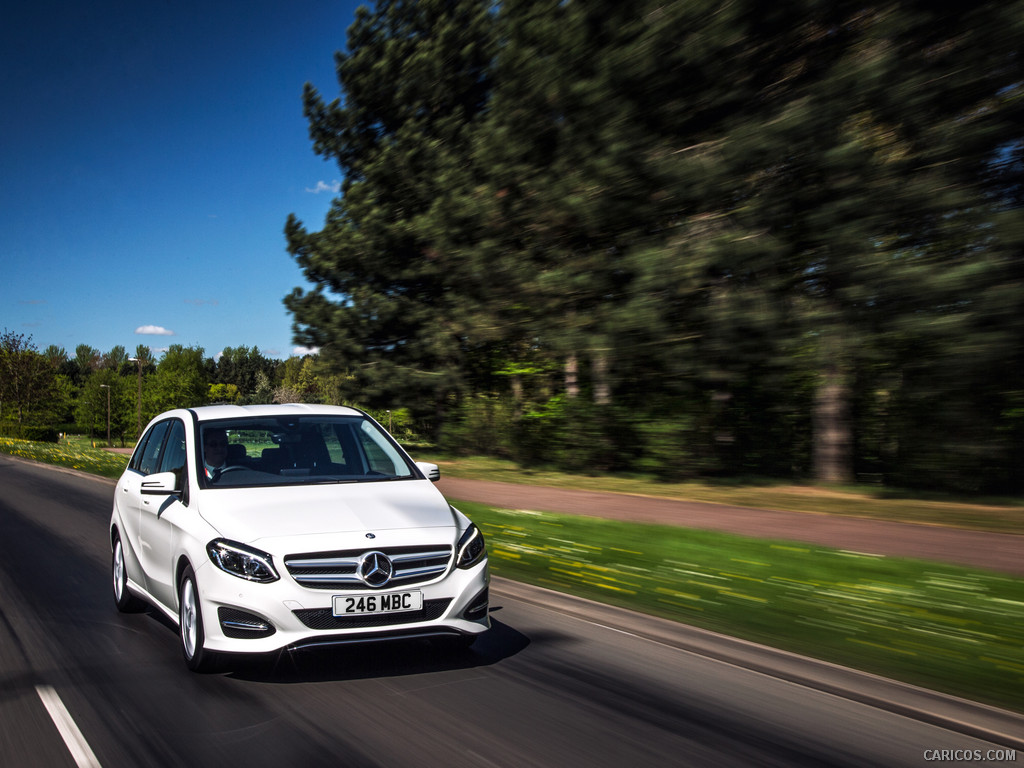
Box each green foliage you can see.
[213,346,279,403]
[282,1,1024,493]
[75,367,135,442]
[73,344,100,383]
[631,419,696,483]
[0,435,129,477]
[7,4,1023,493]
[0,423,59,442]
[285,0,499,432]
[438,396,517,457]
[1,329,64,426]
[278,356,322,403]
[358,405,424,444]
[146,345,210,416]
[208,383,241,403]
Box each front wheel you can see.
[112,533,143,612]
[179,566,217,672]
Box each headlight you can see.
[207,540,280,583]
[456,524,486,569]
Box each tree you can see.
[0,329,58,425]
[281,0,1023,490]
[633,1,1024,484]
[250,370,276,405]
[75,368,134,442]
[476,0,685,407]
[213,346,278,402]
[73,344,100,385]
[102,345,128,370]
[147,345,209,416]
[131,345,155,370]
[285,0,497,435]
[208,383,241,404]
[40,346,76,427]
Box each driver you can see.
[203,428,228,481]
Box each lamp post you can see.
[99,384,111,447]
[128,356,142,438]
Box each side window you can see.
[129,429,152,472]
[138,421,171,476]
[158,420,187,481]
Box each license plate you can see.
[333,591,423,616]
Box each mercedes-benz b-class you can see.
[109,404,489,671]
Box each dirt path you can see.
[436,477,1024,577]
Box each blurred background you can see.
[285,0,1023,495]
[5,1,1023,495]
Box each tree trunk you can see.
[510,374,524,418]
[813,364,853,484]
[565,354,579,398]
[592,351,611,407]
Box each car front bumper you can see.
[193,556,490,655]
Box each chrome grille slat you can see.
[394,565,447,579]
[286,557,359,569]
[391,550,450,563]
[284,545,453,590]
[294,574,363,584]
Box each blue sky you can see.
[1,0,365,360]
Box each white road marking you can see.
[35,685,102,768]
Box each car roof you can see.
[188,403,364,422]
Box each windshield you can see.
[198,415,417,488]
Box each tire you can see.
[178,566,217,672]
[112,533,143,612]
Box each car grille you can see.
[292,599,453,630]
[284,545,453,590]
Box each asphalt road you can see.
[1,455,1020,767]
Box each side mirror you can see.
[416,462,441,482]
[141,471,182,495]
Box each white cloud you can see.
[135,325,175,336]
[293,345,320,356]
[305,180,341,194]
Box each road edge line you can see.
[491,576,1024,751]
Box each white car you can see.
[110,404,489,671]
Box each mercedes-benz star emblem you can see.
[358,551,394,587]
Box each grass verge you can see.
[458,501,1024,713]
[421,455,1024,534]
[0,436,130,478]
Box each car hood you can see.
[196,480,456,545]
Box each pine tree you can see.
[474,0,682,407]
[647,1,1024,483]
[285,0,496,433]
